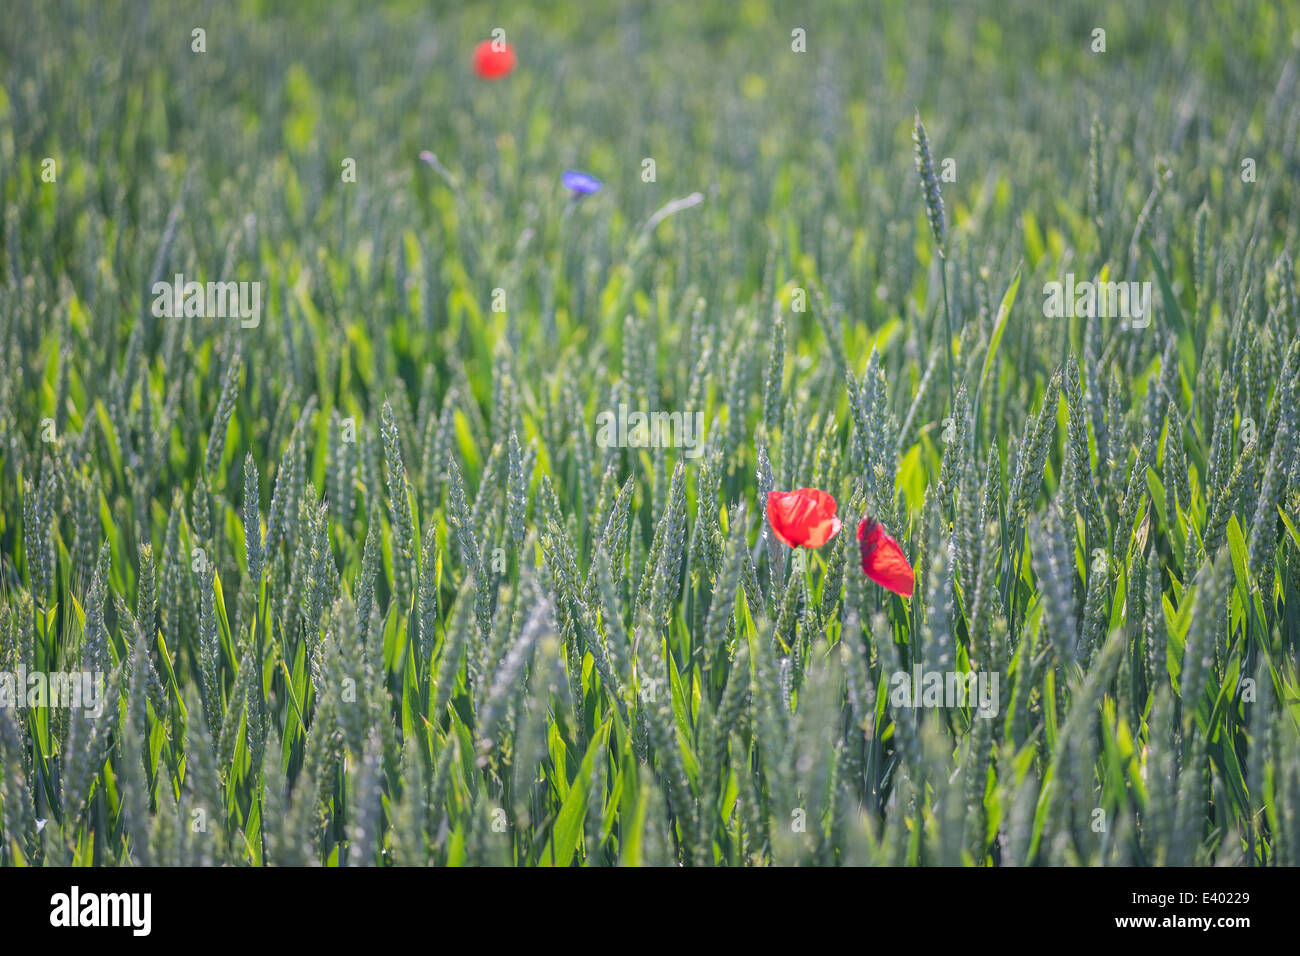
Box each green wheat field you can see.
[1,0,1299,867]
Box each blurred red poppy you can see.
[474,40,516,79]
[766,489,841,549]
[857,517,914,597]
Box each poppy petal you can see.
[857,517,915,597]
[767,489,841,549]
[474,40,516,79]
[803,514,841,549]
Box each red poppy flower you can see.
[766,489,842,549]
[857,517,914,597]
[474,40,516,79]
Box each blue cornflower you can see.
[562,169,602,195]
